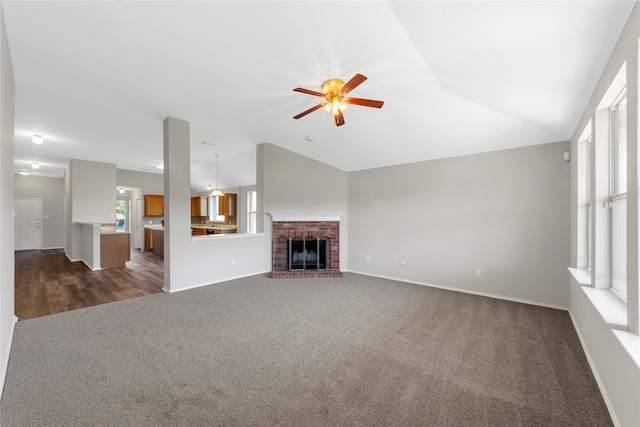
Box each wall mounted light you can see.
[32,134,44,144]
[31,162,40,169]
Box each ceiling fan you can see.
[293,73,384,127]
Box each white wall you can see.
[348,142,571,308]
[258,143,350,271]
[70,159,116,223]
[117,169,164,195]
[14,175,65,249]
[64,159,116,261]
[162,117,268,293]
[0,1,16,398]
[568,3,640,426]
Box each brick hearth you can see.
[270,220,342,279]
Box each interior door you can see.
[14,198,42,250]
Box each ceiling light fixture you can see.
[31,162,40,169]
[156,164,164,170]
[17,170,30,176]
[209,154,225,197]
[118,187,125,194]
[32,134,44,144]
[321,79,348,116]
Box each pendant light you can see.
[209,154,225,197]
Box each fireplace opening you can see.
[287,238,326,270]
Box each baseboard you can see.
[346,270,569,311]
[568,310,619,426]
[0,315,19,400]
[65,253,81,263]
[163,270,272,294]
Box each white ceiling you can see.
[3,1,636,192]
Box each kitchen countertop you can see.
[144,224,237,231]
[191,224,236,230]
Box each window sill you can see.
[612,330,640,369]
[568,267,627,331]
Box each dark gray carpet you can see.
[1,273,611,426]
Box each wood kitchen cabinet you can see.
[153,230,164,258]
[145,228,154,251]
[217,193,237,217]
[191,196,208,216]
[100,233,130,269]
[144,195,164,216]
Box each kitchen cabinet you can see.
[190,196,208,216]
[153,230,164,258]
[100,233,130,268]
[217,193,237,217]
[145,228,154,251]
[144,195,164,216]
[191,227,206,236]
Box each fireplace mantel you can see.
[268,213,342,222]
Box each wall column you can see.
[162,117,191,292]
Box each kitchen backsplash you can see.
[144,216,164,225]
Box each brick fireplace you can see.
[269,214,342,279]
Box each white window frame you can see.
[247,191,257,234]
[609,88,627,302]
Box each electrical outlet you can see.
[365,255,370,262]
[400,259,406,267]
[474,269,482,278]
[231,258,236,265]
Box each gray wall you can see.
[0,1,15,397]
[258,143,349,270]
[14,175,65,249]
[348,142,571,308]
[70,159,116,223]
[117,169,164,195]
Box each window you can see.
[610,89,627,301]
[208,196,225,223]
[586,135,592,270]
[116,199,130,232]
[247,191,257,234]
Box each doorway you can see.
[116,198,130,232]
[14,198,42,250]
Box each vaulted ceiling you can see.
[3,1,636,191]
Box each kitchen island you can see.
[75,222,130,270]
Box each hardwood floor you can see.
[15,248,164,321]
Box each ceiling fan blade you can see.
[347,97,384,108]
[293,88,325,97]
[340,73,367,94]
[334,111,345,126]
[293,104,324,119]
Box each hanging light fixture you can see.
[209,154,225,197]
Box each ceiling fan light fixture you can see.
[293,73,383,126]
[321,79,348,116]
